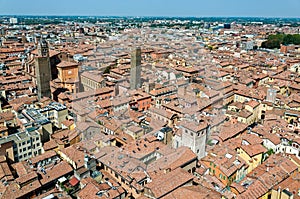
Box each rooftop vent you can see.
[225,153,232,159]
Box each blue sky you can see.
[0,0,299,17]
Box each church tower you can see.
[130,47,141,90]
[35,39,51,100]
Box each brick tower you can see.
[35,39,52,100]
[130,47,141,90]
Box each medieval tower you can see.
[130,47,142,90]
[35,39,52,100]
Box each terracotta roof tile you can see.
[145,168,194,198]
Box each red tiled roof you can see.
[57,61,78,68]
[69,176,79,186]
[145,168,194,198]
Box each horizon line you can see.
[1,14,300,19]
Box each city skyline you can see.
[0,0,299,18]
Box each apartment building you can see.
[39,102,68,129]
[18,102,67,142]
[13,131,43,162]
[0,130,43,162]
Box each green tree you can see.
[262,33,300,49]
[103,65,112,74]
[283,34,293,45]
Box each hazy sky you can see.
[0,0,299,17]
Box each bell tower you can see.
[35,39,51,100]
[37,39,49,57]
